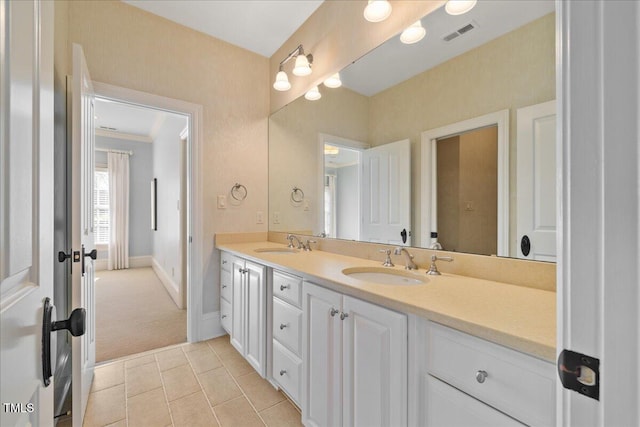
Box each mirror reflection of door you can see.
[436,126,498,255]
[324,144,362,240]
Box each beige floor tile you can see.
[156,347,188,371]
[213,396,265,427]
[105,420,128,427]
[169,391,219,427]
[186,347,223,373]
[126,361,162,397]
[182,341,210,353]
[260,400,303,427]
[220,352,254,377]
[236,372,285,411]
[124,354,156,369]
[91,362,124,392]
[127,388,172,427]
[198,366,243,406]
[207,335,235,354]
[161,363,200,402]
[83,384,126,427]
[57,416,72,427]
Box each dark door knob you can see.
[521,235,531,257]
[84,249,97,260]
[400,228,407,244]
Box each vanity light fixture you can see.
[324,145,340,155]
[272,44,314,91]
[445,0,477,15]
[400,20,426,44]
[273,66,291,91]
[305,86,322,101]
[323,72,342,88]
[364,0,392,23]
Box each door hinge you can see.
[558,349,599,400]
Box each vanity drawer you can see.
[427,322,555,427]
[221,252,233,271]
[272,340,301,404]
[220,269,232,302]
[272,297,302,355]
[220,298,231,333]
[273,270,302,308]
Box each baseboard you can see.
[200,311,226,341]
[95,255,152,271]
[151,258,183,309]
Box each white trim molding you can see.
[151,257,182,309]
[420,109,509,256]
[93,81,204,343]
[95,255,151,271]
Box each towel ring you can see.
[291,187,305,203]
[231,183,248,201]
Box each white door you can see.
[70,43,96,427]
[244,261,265,376]
[342,296,407,427]
[362,140,411,245]
[516,101,556,261]
[302,282,342,427]
[0,0,55,425]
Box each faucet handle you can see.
[427,255,453,275]
[305,239,317,251]
[432,255,453,262]
[379,249,394,267]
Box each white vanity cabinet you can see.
[219,252,233,333]
[270,270,303,405]
[221,252,266,377]
[302,281,407,427]
[423,322,555,427]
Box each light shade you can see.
[324,73,342,88]
[400,21,426,44]
[445,0,477,15]
[273,70,291,91]
[324,145,340,155]
[305,86,321,101]
[364,0,392,23]
[293,54,312,76]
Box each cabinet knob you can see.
[221,315,227,319]
[330,308,339,317]
[280,284,290,291]
[340,312,349,320]
[222,260,227,264]
[279,370,287,376]
[475,370,488,383]
[279,323,288,330]
[222,285,227,288]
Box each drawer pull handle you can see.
[280,284,290,291]
[330,308,339,317]
[279,323,288,330]
[340,312,349,320]
[221,315,227,319]
[222,260,227,264]
[279,370,287,376]
[222,285,227,288]
[476,370,488,384]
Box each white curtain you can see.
[108,152,130,270]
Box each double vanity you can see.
[216,237,556,426]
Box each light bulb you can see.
[445,0,477,15]
[400,21,426,44]
[323,73,342,88]
[293,54,312,76]
[364,0,392,23]
[273,70,291,91]
[305,86,321,101]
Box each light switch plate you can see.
[217,195,227,209]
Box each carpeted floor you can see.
[95,267,186,363]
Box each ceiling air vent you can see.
[442,21,478,42]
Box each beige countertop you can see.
[216,241,557,363]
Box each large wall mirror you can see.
[269,0,556,262]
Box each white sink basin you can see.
[254,247,299,254]
[342,267,429,286]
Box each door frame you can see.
[92,82,204,342]
[420,109,509,255]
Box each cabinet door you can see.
[425,376,524,427]
[230,257,245,354]
[244,260,266,376]
[302,282,343,427]
[342,296,407,427]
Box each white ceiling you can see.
[342,0,555,96]
[123,0,324,58]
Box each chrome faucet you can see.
[394,247,417,270]
[379,249,394,267]
[427,254,453,275]
[304,239,317,251]
[287,234,304,249]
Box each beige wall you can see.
[57,1,270,316]
[270,0,445,113]
[269,87,369,233]
[369,13,555,255]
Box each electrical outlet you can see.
[304,200,310,211]
[464,201,475,211]
[217,195,227,209]
[273,211,280,224]
[256,211,264,224]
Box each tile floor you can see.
[60,335,302,427]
